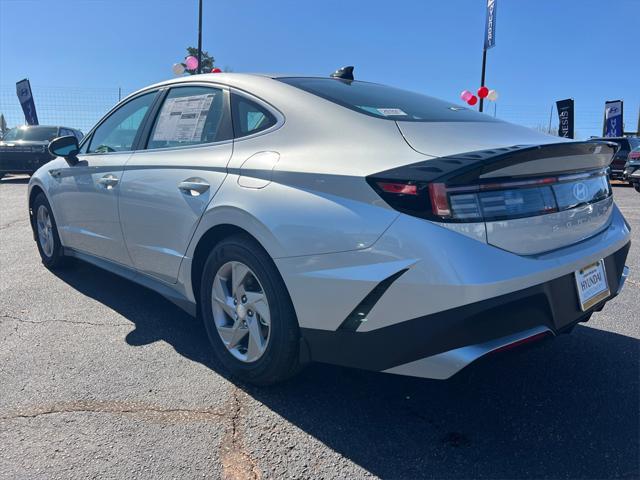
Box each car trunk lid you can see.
[368,126,617,254]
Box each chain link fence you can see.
[0,85,129,135]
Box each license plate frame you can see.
[574,259,610,311]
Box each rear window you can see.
[278,77,498,123]
[628,138,640,149]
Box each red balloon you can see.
[211,68,222,73]
[467,95,478,106]
[477,86,489,98]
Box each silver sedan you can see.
[28,71,631,384]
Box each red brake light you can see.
[428,183,451,217]
[377,182,418,195]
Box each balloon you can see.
[477,86,489,98]
[211,68,222,73]
[467,95,478,106]
[460,90,473,102]
[487,89,498,101]
[185,56,198,71]
[172,63,185,75]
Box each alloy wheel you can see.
[211,261,271,363]
[36,205,54,258]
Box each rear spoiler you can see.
[371,141,617,186]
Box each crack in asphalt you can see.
[0,218,29,231]
[0,400,226,422]
[0,314,130,328]
[220,386,262,480]
[625,278,639,288]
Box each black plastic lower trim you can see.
[300,241,630,372]
[339,268,408,331]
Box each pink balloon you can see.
[185,56,198,70]
[460,90,473,102]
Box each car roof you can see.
[589,137,630,141]
[129,72,329,99]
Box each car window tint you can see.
[147,86,230,149]
[88,92,156,154]
[278,77,500,123]
[231,94,277,138]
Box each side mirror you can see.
[48,136,79,162]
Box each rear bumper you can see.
[609,169,625,180]
[300,242,630,378]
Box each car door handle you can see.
[178,178,210,196]
[97,174,119,189]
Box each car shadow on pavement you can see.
[53,260,639,480]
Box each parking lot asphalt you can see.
[0,175,638,480]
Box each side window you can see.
[146,86,231,150]
[87,92,156,153]
[59,128,72,137]
[231,94,277,138]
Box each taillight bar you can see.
[370,168,610,223]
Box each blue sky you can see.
[1,0,638,138]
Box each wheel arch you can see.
[188,214,288,310]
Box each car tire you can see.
[32,193,67,269]
[200,234,302,385]
[635,184,640,193]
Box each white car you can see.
[28,70,631,385]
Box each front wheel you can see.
[634,184,640,193]
[200,235,302,385]
[32,193,67,269]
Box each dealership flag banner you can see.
[484,0,497,49]
[556,99,575,139]
[16,78,39,125]
[603,100,623,137]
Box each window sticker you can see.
[153,93,216,142]
[376,108,408,116]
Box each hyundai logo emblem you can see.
[573,182,588,202]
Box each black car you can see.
[0,125,83,179]
[588,136,640,182]
[623,146,640,192]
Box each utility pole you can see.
[197,0,203,74]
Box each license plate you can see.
[574,259,610,311]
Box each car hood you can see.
[396,120,565,158]
[0,140,50,147]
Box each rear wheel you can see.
[635,184,640,193]
[32,193,67,269]
[200,235,302,385]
